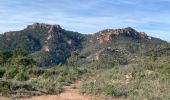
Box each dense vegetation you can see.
[0,23,83,66]
[0,50,85,98]
[80,51,170,99]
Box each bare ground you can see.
[25,81,102,100]
[0,81,102,100]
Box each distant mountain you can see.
[0,23,169,66]
[80,27,169,64]
[0,23,83,66]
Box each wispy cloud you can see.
[0,0,170,41]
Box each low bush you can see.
[3,67,19,79]
[0,68,6,78]
[0,81,11,96]
[80,59,170,100]
[15,71,29,81]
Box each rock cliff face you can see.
[96,27,152,43]
[27,22,61,32]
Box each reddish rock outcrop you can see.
[96,27,151,43]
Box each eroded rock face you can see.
[4,32,18,39]
[27,23,63,53]
[28,22,61,31]
[96,27,151,43]
[47,34,53,40]
[42,45,50,52]
[67,40,75,45]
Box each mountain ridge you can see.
[0,22,169,66]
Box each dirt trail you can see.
[0,97,9,100]
[23,81,101,100]
[0,81,102,100]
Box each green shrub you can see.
[15,71,29,81]
[59,71,68,77]
[102,84,128,98]
[11,82,34,91]
[0,68,6,78]
[3,67,19,79]
[42,69,53,78]
[80,81,97,94]
[28,68,44,77]
[108,61,116,68]
[0,81,11,96]
[17,57,35,66]
[102,85,117,96]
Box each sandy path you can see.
[0,97,9,100]
[23,81,102,100]
[0,81,102,100]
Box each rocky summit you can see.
[27,23,62,33]
[96,27,152,43]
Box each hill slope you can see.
[0,23,169,66]
[80,27,169,65]
[0,23,83,66]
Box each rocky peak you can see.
[124,27,137,33]
[27,22,62,33]
[97,27,151,43]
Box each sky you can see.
[0,0,170,41]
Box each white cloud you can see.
[0,0,170,41]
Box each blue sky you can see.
[0,0,170,41]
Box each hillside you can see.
[0,23,169,67]
[0,23,84,66]
[0,23,170,99]
[80,27,169,65]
